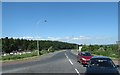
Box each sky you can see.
[2,2,118,45]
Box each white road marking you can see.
[65,52,80,75]
[75,68,80,75]
[68,59,73,65]
[65,53,73,65]
[65,53,69,58]
[65,53,66,56]
[66,55,69,58]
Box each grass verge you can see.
[0,49,57,61]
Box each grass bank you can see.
[72,50,119,60]
[0,49,56,61]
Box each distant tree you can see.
[2,37,78,53]
[81,45,89,51]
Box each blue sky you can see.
[2,2,118,45]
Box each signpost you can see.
[77,45,82,53]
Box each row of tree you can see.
[1,37,78,53]
[81,44,118,52]
[81,44,119,58]
[1,37,119,57]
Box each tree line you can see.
[1,37,119,58]
[81,44,119,58]
[1,37,78,53]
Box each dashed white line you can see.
[65,53,80,75]
[65,53,69,58]
[65,53,73,65]
[68,59,73,65]
[75,68,80,75]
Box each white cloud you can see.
[73,37,79,40]
[12,36,41,40]
[35,36,61,41]
[79,36,85,38]
[69,36,89,40]
[47,37,54,39]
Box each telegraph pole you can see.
[37,40,39,56]
[36,19,47,56]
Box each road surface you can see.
[2,50,120,75]
[2,50,86,75]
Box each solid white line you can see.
[68,59,73,65]
[75,68,80,75]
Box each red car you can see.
[77,52,93,65]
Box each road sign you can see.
[78,46,82,51]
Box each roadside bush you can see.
[39,50,48,55]
[49,49,55,52]
[91,50,118,59]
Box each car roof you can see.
[91,56,110,59]
[78,51,90,53]
[82,52,90,53]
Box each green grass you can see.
[91,50,119,59]
[0,49,57,61]
[1,51,38,60]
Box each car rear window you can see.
[90,58,115,68]
[82,52,91,56]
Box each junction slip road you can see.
[2,50,86,75]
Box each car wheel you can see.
[83,64,87,67]
[77,60,80,63]
[80,61,83,65]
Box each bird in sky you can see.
[44,20,47,22]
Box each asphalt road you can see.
[2,50,86,74]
